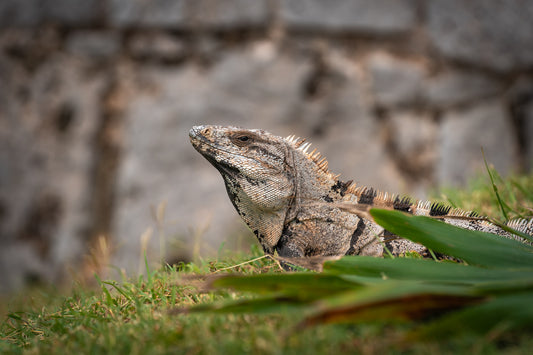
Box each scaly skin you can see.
[189,125,533,259]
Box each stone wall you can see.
[1,0,533,292]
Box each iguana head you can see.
[189,125,295,253]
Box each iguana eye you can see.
[231,134,253,147]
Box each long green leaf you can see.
[313,281,475,310]
[324,256,533,285]
[370,209,533,268]
[471,278,533,294]
[411,292,533,338]
[190,295,309,314]
[482,151,509,220]
[300,281,480,327]
[199,279,479,321]
[211,273,362,299]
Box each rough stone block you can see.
[526,102,533,171]
[425,70,502,108]
[108,0,188,28]
[190,0,270,28]
[128,32,186,61]
[316,106,404,194]
[0,0,101,27]
[43,0,101,25]
[368,53,425,107]
[0,0,42,27]
[0,243,52,293]
[437,101,519,186]
[280,0,417,33]
[427,0,533,71]
[66,31,121,59]
[0,54,109,289]
[506,77,533,171]
[288,48,404,193]
[388,111,437,187]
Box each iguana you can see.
[189,125,533,260]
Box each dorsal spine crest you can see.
[285,134,332,175]
[286,130,530,238]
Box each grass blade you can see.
[482,149,509,220]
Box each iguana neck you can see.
[284,145,346,221]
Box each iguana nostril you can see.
[189,126,201,139]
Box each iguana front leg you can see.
[276,232,305,258]
[275,207,361,258]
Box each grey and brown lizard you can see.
[189,125,533,260]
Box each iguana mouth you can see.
[205,153,241,179]
[189,126,266,168]
[189,126,237,156]
[189,127,243,178]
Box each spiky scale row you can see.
[508,218,533,230]
[506,218,533,236]
[285,135,307,149]
[284,132,533,234]
[286,133,476,220]
[286,134,331,175]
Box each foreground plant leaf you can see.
[190,295,309,314]
[195,277,481,322]
[299,281,480,327]
[323,256,533,286]
[370,209,533,268]
[210,273,363,298]
[410,292,533,339]
[189,273,366,314]
[301,294,479,328]
[187,208,533,338]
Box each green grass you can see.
[1,172,533,354]
[4,260,533,355]
[436,170,533,221]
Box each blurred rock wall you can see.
[1,0,533,291]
